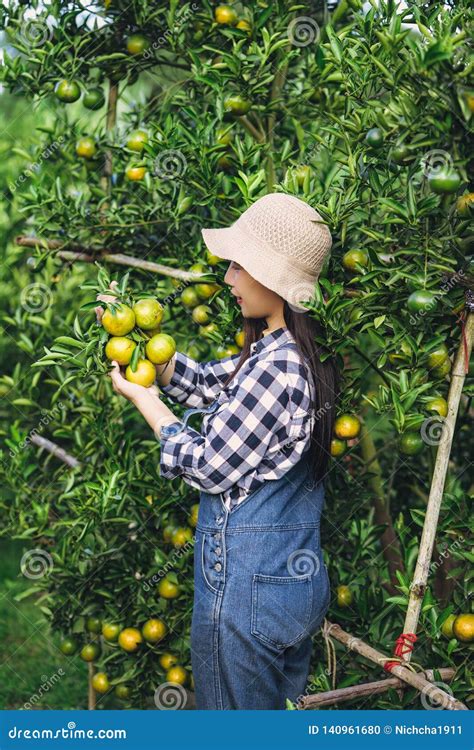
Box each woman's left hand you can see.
[108,361,160,403]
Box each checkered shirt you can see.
[159,326,315,511]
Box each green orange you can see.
[105,337,136,365]
[118,627,143,653]
[102,304,135,336]
[399,431,424,456]
[142,618,167,644]
[145,333,176,365]
[125,359,156,387]
[334,414,360,440]
[133,298,163,330]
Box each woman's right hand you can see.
[95,280,119,323]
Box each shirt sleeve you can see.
[159,351,241,408]
[159,360,297,494]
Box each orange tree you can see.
[0,0,472,709]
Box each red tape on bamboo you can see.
[384,633,418,673]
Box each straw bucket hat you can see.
[201,192,332,311]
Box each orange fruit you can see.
[126,33,150,55]
[441,614,457,639]
[181,287,200,308]
[452,614,474,643]
[145,333,176,365]
[102,304,135,336]
[224,95,252,116]
[105,337,136,365]
[427,345,449,369]
[425,397,448,418]
[125,359,156,387]
[102,622,121,642]
[76,136,96,159]
[126,166,146,181]
[142,618,167,644]
[399,432,424,456]
[86,616,102,633]
[234,330,245,348]
[118,627,143,653]
[456,192,474,217]
[166,665,187,685]
[126,130,149,152]
[59,637,79,656]
[236,18,252,32]
[80,643,101,662]
[159,653,178,670]
[188,503,199,527]
[206,249,223,265]
[334,414,360,440]
[157,577,180,599]
[330,438,346,457]
[54,79,81,103]
[342,249,369,271]
[214,5,237,24]
[172,526,193,548]
[192,305,212,325]
[115,684,132,700]
[162,523,177,543]
[133,298,163,330]
[337,585,353,608]
[92,672,110,694]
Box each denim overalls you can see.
[178,397,331,710]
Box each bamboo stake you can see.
[16,237,208,282]
[402,309,474,652]
[30,434,81,468]
[324,622,468,710]
[88,663,96,710]
[301,667,456,708]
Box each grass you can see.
[0,539,88,709]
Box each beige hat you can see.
[201,192,332,311]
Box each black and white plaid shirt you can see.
[159,326,315,511]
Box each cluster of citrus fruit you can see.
[59,615,193,698]
[100,297,176,388]
[330,413,361,457]
[175,258,245,357]
[75,127,151,181]
[214,4,251,32]
[161,502,198,551]
[440,613,474,644]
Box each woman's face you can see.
[224,260,283,319]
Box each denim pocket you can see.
[251,573,313,650]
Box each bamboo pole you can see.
[88,663,96,710]
[16,237,208,282]
[324,622,468,710]
[301,667,456,708]
[30,434,81,468]
[402,309,474,652]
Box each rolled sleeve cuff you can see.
[159,425,203,483]
[159,351,193,401]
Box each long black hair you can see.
[221,301,340,485]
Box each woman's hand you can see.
[108,360,161,403]
[95,280,120,323]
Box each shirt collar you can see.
[249,326,295,356]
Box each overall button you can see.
[214,562,222,572]
[215,515,224,526]
[213,533,220,541]
[215,547,222,556]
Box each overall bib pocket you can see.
[251,573,313,650]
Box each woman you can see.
[98,192,339,710]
